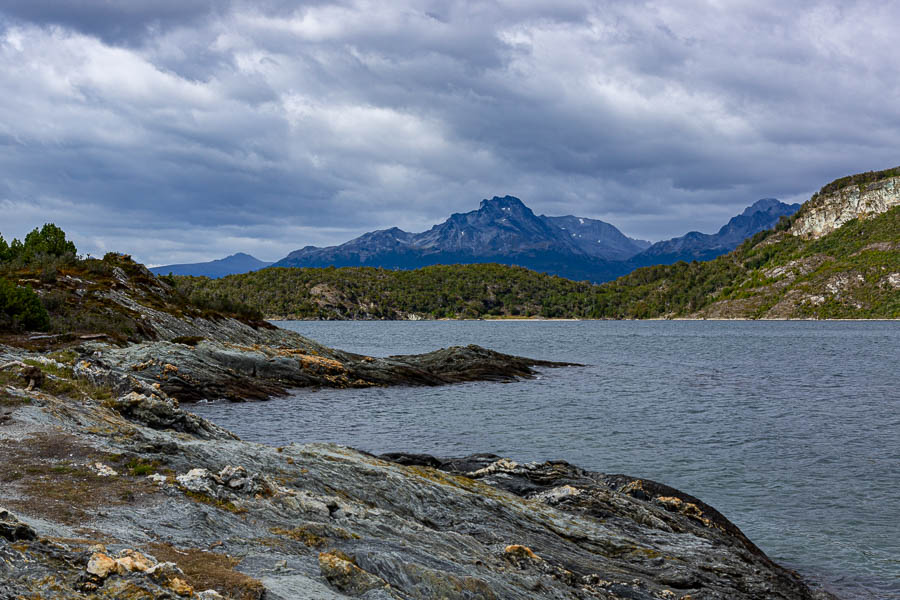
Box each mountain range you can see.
[173,164,900,320]
[153,196,800,282]
[150,253,272,278]
[271,196,653,282]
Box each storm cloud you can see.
[1,0,898,265]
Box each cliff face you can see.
[693,199,899,319]
[791,176,900,238]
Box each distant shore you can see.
[266,316,899,322]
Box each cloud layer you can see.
[1,1,898,265]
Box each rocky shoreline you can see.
[0,326,838,600]
[0,259,837,600]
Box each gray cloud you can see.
[0,0,898,265]
[0,0,223,45]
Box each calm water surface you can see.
[192,320,900,599]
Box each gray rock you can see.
[90,338,569,403]
[0,507,36,542]
[0,327,834,600]
[109,391,236,439]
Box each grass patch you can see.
[0,389,29,408]
[46,349,78,364]
[183,490,247,514]
[12,356,115,402]
[270,526,327,548]
[23,358,72,379]
[146,542,265,600]
[11,463,156,524]
[0,432,160,525]
[122,457,162,477]
[1,470,23,482]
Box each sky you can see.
[0,1,898,266]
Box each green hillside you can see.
[173,263,606,320]
[599,205,899,319]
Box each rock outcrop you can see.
[0,342,835,600]
[80,339,568,403]
[791,175,900,238]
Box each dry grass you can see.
[0,388,29,408]
[147,542,266,600]
[0,432,160,525]
[270,525,327,548]
[183,489,247,514]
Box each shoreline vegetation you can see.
[175,202,898,321]
[267,315,900,321]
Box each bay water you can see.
[191,320,900,599]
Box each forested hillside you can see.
[175,264,606,320]
[601,205,898,319]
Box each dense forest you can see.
[175,264,603,320]
[174,204,899,320]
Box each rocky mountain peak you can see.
[478,195,529,212]
[631,198,801,265]
[741,198,783,216]
[269,194,807,282]
[354,227,412,242]
[413,194,569,254]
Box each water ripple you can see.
[192,320,900,599]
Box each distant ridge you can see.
[629,198,801,267]
[153,196,803,282]
[150,252,272,278]
[272,195,798,282]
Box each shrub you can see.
[84,257,114,276]
[0,277,51,331]
[40,289,67,313]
